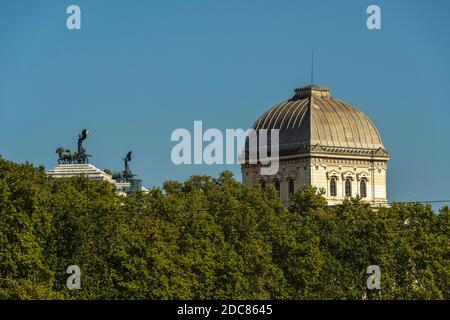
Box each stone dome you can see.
[251,85,386,153]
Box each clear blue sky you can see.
[1,0,449,204]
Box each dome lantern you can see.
[293,85,331,100]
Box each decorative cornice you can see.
[241,156,388,169]
[242,146,389,168]
[242,143,389,162]
[278,143,389,157]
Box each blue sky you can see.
[0,0,449,204]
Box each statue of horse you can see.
[104,169,125,183]
[112,172,125,183]
[56,147,77,164]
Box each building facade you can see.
[241,85,389,206]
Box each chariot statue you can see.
[106,151,135,183]
[56,129,92,164]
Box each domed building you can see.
[241,85,389,206]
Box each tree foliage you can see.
[0,156,448,299]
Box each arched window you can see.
[330,178,337,197]
[360,179,367,198]
[345,178,352,197]
[274,180,281,196]
[289,179,295,195]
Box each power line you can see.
[389,200,450,204]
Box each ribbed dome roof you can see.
[251,85,385,152]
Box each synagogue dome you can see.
[251,85,386,153]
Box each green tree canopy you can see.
[0,157,448,299]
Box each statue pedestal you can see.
[115,182,131,194]
[47,164,148,194]
[47,164,116,184]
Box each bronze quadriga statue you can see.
[56,129,92,164]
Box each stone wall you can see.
[242,153,388,207]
